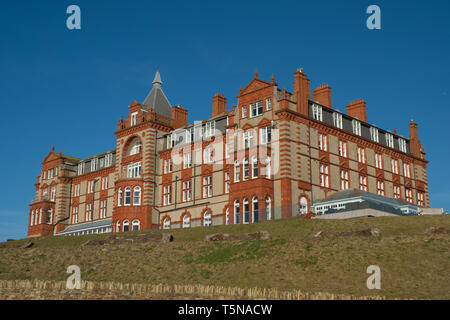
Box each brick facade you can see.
[27,68,430,237]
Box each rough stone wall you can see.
[0,280,387,300]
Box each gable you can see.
[237,78,273,98]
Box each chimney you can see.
[313,84,332,108]
[172,105,188,129]
[212,93,227,117]
[293,69,310,116]
[409,120,424,158]
[346,99,367,122]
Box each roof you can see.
[141,70,173,118]
[315,189,417,209]
[58,218,112,234]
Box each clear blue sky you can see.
[0,0,449,241]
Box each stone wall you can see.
[0,280,387,300]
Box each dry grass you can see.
[0,215,449,299]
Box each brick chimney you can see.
[172,105,188,129]
[346,99,367,122]
[212,93,227,117]
[313,84,332,108]
[409,120,425,159]
[293,69,310,116]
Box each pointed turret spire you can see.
[142,69,172,118]
[152,69,162,87]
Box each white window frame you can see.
[260,126,271,145]
[339,140,347,158]
[320,164,329,188]
[182,215,190,228]
[203,211,212,227]
[250,101,263,118]
[131,111,138,126]
[252,156,258,179]
[243,157,249,180]
[352,120,361,136]
[118,188,122,206]
[266,98,272,111]
[333,112,343,129]
[399,138,407,153]
[243,130,254,149]
[312,104,323,121]
[124,187,131,206]
[357,147,366,164]
[51,186,56,201]
[370,127,379,143]
[318,133,328,151]
[234,160,240,182]
[386,133,394,148]
[133,186,141,206]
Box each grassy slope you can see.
[0,215,449,299]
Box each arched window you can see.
[132,220,140,231]
[300,197,308,215]
[30,210,34,226]
[243,198,249,224]
[39,209,42,224]
[203,211,212,227]
[183,214,190,228]
[118,188,123,206]
[46,208,52,224]
[123,220,130,232]
[127,137,142,156]
[243,157,249,180]
[116,220,121,232]
[133,187,141,206]
[234,160,240,182]
[265,157,271,179]
[124,187,131,206]
[252,196,259,223]
[225,208,229,225]
[234,200,240,224]
[265,196,272,220]
[252,156,258,179]
[163,217,171,230]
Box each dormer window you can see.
[166,133,175,149]
[386,133,394,148]
[399,138,407,153]
[77,162,85,175]
[352,120,361,136]
[91,158,98,171]
[204,121,215,138]
[105,153,113,167]
[370,127,379,143]
[131,112,138,126]
[333,112,343,129]
[312,104,323,121]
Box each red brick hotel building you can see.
[27,68,429,237]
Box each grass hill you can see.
[0,215,449,299]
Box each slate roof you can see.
[141,70,173,118]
